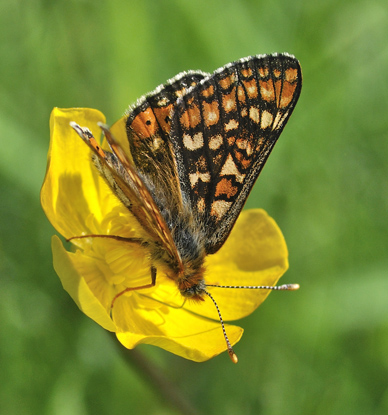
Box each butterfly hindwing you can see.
[125,71,209,213]
[169,53,302,253]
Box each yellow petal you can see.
[184,209,289,321]
[41,108,124,238]
[109,115,134,163]
[53,232,243,362]
[51,235,116,332]
[116,306,243,362]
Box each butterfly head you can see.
[178,278,206,301]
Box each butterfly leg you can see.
[110,266,157,309]
[66,234,156,310]
[67,234,144,245]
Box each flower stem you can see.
[112,336,199,415]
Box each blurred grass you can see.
[1,0,388,414]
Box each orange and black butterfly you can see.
[71,53,302,362]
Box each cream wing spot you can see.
[210,200,232,220]
[183,132,204,151]
[225,119,239,131]
[209,134,223,150]
[189,172,211,187]
[261,110,273,129]
[249,107,260,123]
[247,84,257,97]
[207,111,218,124]
[220,154,245,183]
[246,142,254,156]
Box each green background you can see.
[1,1,388,414]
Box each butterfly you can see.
[70,52,302,362]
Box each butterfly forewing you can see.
[169,53,302,253]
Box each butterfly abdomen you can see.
[162,206,208,300]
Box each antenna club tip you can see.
[278,283,300,291]
[228,350,238,364]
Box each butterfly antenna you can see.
[204,290,238,364]
[206,283,300,291]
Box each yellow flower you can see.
[41,107,289,362]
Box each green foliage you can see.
[1,0,388,414]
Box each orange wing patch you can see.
[258,65,270,77]
[243,79,259,99]
[130,108,159,138]
[215,178,238,199]
[259,79,275,102]
[180,103,201,129]
[202,101,220,126]
[240,67,253,78]
[219,73,236,89]
[202,84,214,98]
[222,87,237,112]
[237,85,246,103]
[279,82,298,108]
[153,105,174,133]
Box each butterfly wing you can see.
[169,53,302,254]
[125,71,209,213]
[71,123,183,273]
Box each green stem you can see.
[113,338,199,415]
